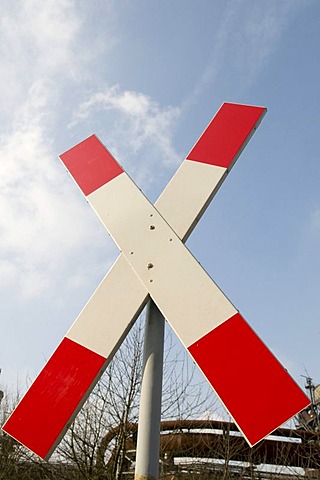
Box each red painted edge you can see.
[187,103,266,169]
[188,313,310,446]
[2,337,106,460]
[60,135,124,196]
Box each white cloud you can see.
[0,0,81,121]
[0,0,181,301]
[70,85,181,188]
[0,105,106,298]
[0,0,181,300]
[0,1,108,299]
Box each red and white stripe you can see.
[3,103,308,459]
[3,255,148,460]
[156,102,267,241]
[187,312,309,446]
[80,147,308,446]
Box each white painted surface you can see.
[89,173,237,347]
[64,158,231,361]
[66,254,148,358]
[156,160,226,241]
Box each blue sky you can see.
[0,0,319,414]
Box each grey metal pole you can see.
[134,300,164,480]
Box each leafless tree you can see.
[0,387,22,479]
[54,313,216,479]
[5,314,319,479]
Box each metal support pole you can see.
[134,300,165,480]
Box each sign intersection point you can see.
[2,103,310,460]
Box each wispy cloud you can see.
[0,1,104,298]
[2,0,300,297]
[0,82,105,298]
[183,0,302,109]
[70,85,181,187]
[0,0,81,121]
[0,1,182,298]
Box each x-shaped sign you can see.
[2,103,309,460]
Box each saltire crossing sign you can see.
[2,103,310,460]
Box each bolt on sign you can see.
[2,103,310,460]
